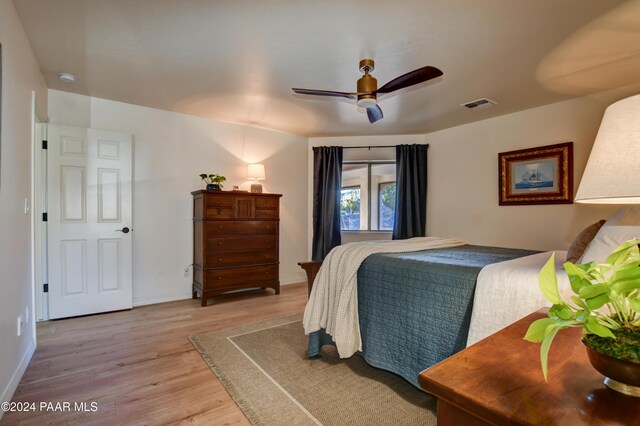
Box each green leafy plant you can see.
[199,173,226,188]
[525,239,640,380]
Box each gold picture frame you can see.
[499,142,573,206]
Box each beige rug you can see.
[189,314,436,426]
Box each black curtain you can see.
[312,146,343,260]
[393,144,428,240]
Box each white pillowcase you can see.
[579,225,640,264]
[605,205,640,226]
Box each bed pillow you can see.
[579,226,640,264]
[604,205,640,226]
[566,219,606,263]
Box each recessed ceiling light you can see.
[58,72,78,84]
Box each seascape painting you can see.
[512,159,557,192]
[498,142,573,205]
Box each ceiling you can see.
[13,0,640,137]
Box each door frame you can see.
[32,103,48,322]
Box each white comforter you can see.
[303,237,467,358]
[466,250,570,346]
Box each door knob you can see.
[116,227,132,234]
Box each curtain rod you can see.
[343,144,429,150]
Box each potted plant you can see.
[525,239,640,396]
[199,173,226,190]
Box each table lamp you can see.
[248,163,266,193]
[575,94,640,204]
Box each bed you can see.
[304,239,570,388]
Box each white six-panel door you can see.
[47,124,133,319]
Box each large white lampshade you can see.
[575,94,640,204]
[247,163,266,181]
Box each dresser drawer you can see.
[207,235,277,251]
[205,221,277,235]
[202,264,279,289]
[205,195,233,208]
[256,197,279,209]
[203,249,278,267]
[256,208,279,219]
[204,206,234,219]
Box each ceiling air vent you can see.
[461,98,497,109]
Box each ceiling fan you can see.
[292,59,443,123]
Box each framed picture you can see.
[498,142,573,205]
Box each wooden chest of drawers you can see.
[192,190,282,306]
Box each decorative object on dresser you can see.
[498,142,573,205]
[199,173,227,190]
[247,163,265,193]
[192,190,282,306]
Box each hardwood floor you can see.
[2,283,308,425]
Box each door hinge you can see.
[43,283,49,293]
[42,212,48,222]
[42,140,48,149]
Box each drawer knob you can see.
[217,277,222,280]
[265,240,270,243]
[218,258,222,261]
[218,242,223,245]
[218,225,223,229]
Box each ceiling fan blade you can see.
[376,66,443,94]
[366,105,384,123]
[292,88,356,100]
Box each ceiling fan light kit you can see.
[292,59,442,124]
[357,59,378,108]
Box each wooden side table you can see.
[419,310,640,425]
[297,260,322,296]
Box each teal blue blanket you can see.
[308,245,538,388]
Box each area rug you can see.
[189,314,436,426]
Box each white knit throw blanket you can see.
[303,236,467,358]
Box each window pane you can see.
[340,161,395,232]
[378,182,396,230]
[371,163,395,231]
[340,187,361,230]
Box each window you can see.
[341,161,395,231]
[378,182,396,230]
[340,186,361,230]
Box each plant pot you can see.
[206,183,221,190]
[585,344,640,397]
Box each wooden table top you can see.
[419,310,640,425]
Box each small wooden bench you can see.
[297,261,323,296]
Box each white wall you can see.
[426,95,619,250]
[0,0,48,413]
[310,95,622,252]
[48,90,308,306]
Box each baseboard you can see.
[133,275,306,307]
[133,294,192,307]
[0,340,36,421]
[280,278,306,286]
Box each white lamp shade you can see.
[575,94,640,204]
[247,163,266,181]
